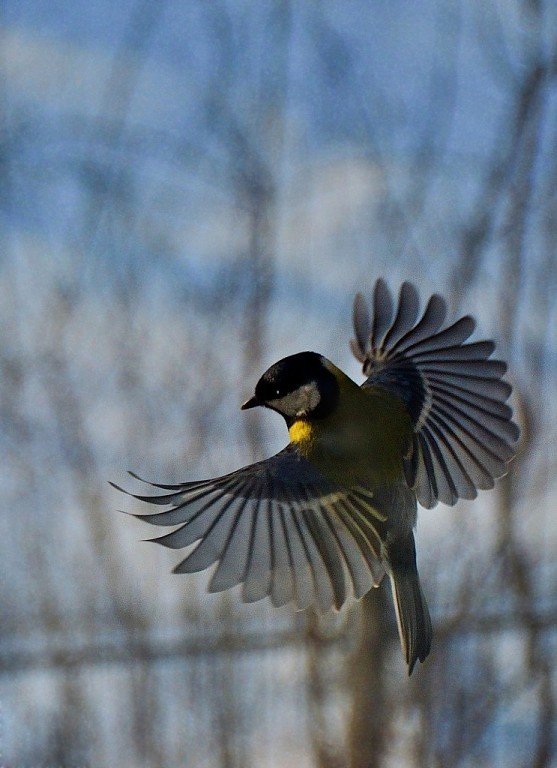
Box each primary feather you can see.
[111,448,386,613]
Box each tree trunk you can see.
[347,583,392,768]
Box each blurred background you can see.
[1,1,557,766]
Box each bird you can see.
[111,279,519,674]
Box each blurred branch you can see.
[78,0,167,251]
[347,587,392,768]
[305,613,347,768]
[3,605,557,676]
[450,62,550,304]
[0,626,342,674]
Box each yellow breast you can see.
[289,419,313,445]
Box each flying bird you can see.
[112,280,519,673]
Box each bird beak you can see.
[241,395,261,410]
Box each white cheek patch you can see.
[271,382,321,416]
[300,382,321,412]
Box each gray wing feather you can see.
[173,499,243,573]
[351,280,519,508]
[381,282,420,351]
[282,501,317,610]
[301,504,347,611]
[331,500,386,587]
[410,340,495,362]
[292,505,337,611]
[242,499,272,603]
[270,501,296,607]
[320,505,376,599]
[371,278,394,351]
[351,292,371,362]
[116,448,388,611]
[401,316,476,355]
[391,293,447,354]
[209,497,256,592]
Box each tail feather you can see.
[385,526,432,674]
[389,567,432,675]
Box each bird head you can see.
[241,351,340,424]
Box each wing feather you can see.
[271,502,296,607]
[409,340,495,362]
[421,426,458,506]
[391,293,447,355]
[130,480,240,528]
[371,278,394,351]
[423,421,477,500]
[172,496,247,573]
[352,280,519,508]
[242,492,272,603]
[114,448,391,611]
[429,382,513,421]
[301,504,347,610]
[351,292,371,362]
[402,316,476,355]
[282,499,317,610]
[319,505,376,599]
[428,373,512,401]
[293,506,337,611]
[381,282,420,350]
[332,500,386,587]
[209,496,256,592]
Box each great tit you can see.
[112,280,519,674]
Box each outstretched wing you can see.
[111,447,388,612]
[351,279,520,508]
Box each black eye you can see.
[275,388,281,397]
